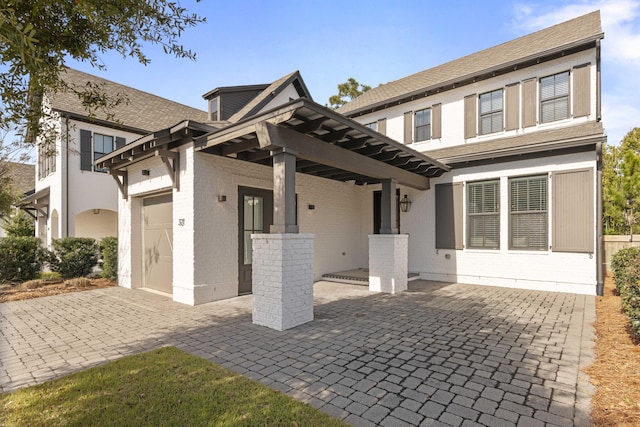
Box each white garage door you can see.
[143,194,173,294]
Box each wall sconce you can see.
[141,169,150,176]
[399,194,412,213]
[217,195,227,202]
[93,209,100,215]
[308,204,315,210]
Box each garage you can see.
[143,194,173,294]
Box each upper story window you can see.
[209,97,219,121]
[509,175,548,250]
[93,134,113,173]
[479,89,503,135]
[467,180,500,249]
[38,140,56,179]
[540,71,569,123]
[415,108,431,142]
[364,122,378,131]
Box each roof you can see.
[48,68,209,134]
[426,121,606,166]
[3,162,35,195]
[339,11,603,116]
[227,71,313,123]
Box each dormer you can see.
[202,85,269,122]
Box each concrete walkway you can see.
[1,281,595,426]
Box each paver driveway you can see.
[1,281,595,426]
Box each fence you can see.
[603,235,640,275]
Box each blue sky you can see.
[59,0,639,152]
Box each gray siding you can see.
[552,168,594,252]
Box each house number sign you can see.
[178,219,185,226]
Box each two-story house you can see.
[95,12,604,330]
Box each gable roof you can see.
[227,71,312,123]
[3,162,35,195]
[339,11,603,116]
[48,68,209,134]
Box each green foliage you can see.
[100,236,118,281]
[0,236,45,282]
[0,161,17,217]
[611,247,640,338]
[328,77,372,109]
[47,237,99,278]
[2,210,35,237]
[603,128,640,235]
[0,0,205,143]
[38,271,62,281]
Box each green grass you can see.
[0,347,347,427]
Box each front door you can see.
[238,187,273,294]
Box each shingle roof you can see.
[4,162,35,195]
[426,121,605,165]
[48,68,209,133]
[339,11,603,116]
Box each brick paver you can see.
[0,280,595,426]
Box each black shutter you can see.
[80,129,92,171]
[436,183,463,250]
[115,136,126,149]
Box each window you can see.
[210,97,219,121]
[479,89,503,135]
[415,108,431,142]
[467,180,500,249]
[365,122,377,131]
[509,175,548,250]
[540,71,569,123]
[93,134,114,173]
[38,141,56,179]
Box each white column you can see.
[252,233,314,331]
[369,234,409,293]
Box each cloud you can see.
[512,0,640,144]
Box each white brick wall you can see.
[252,234,314,330]
[369,234,408,293]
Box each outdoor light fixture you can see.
[141,169,150,176]
[218,195,227,202]
[399,194,412,213]
[93,209,100,215]
[308,204,315,210]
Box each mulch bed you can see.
[0,278,116,303]
[585,277,640,426]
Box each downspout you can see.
[64,114,69,238]
[596,39,602,122]
[596,142,604,296]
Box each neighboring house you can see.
[18,68,209,246]
[94,12,604,331]
[0,162,35,238]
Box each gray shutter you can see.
[80,129,92,171]
[552,169,594,252]
[505,83,520,131]
[115,136,126,149]
[432,103,442,139]
[377,118,387,136]
[436,182,463,250]
[403,112,412,144]
[464,95,477,139]
[522,78,537,127]
[573,64,591,118]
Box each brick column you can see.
[252,233,314,331]
[369,234,408,294]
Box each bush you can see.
[39,271,63,281]
[47,237,99,278]
[100,236,117,281]
[0,236,45,282]
[2,210,35,237]
[611,247,640,338]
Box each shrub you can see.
[611,247,640,338]
[2,210,35,237]
[47,237,99,278]
[100,236,117,281]
[39,271,63,281]
[0,236,45,282]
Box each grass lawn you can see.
[0,347,347,427]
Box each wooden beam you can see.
[255,122,430,190]
[110,171,128,199]
[155,150,179,189]
[221,138,259,155]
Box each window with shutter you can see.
[505,83,520,131]
[467,180,500,249]
[464,94,477,138]
[93,134,114,173]
[432,103,442,139]
[540,71,569,123]
[509,175,548,250]
[522,79,537,128]
[404,112,413,144]
[572,64,590,118]
[415,108,431,142]
[80,129,93,171]
[436,183,463,250]
[479,89,503,135]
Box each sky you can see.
[51,0,640,159]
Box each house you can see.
[18,68,209,246]
[93,11,604,331]
[0,162,35,238]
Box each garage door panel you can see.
[143,194,173,294]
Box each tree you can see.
[0,158,16,217]
[603,128,640,235]
[328,78,372,109]
[0,0,206,144]
[2,209,34,237]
